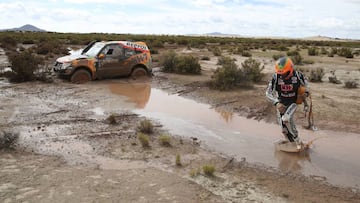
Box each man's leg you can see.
[281,103,302,149]
[277,109,293,141]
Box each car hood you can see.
[56,54,88,63]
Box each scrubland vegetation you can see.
[0,31,359,88]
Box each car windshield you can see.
[84,42,105,57]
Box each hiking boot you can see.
[294,138,303,150]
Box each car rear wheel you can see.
[70,69,91,84]
[131,67,148,80]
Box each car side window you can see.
[124,48,136,58]
[102,45,124,59]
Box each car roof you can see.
[103,41,149,50]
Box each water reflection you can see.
[108,82,151,108]
[105,82,360,188]
[274,149,311,172]
[214,108,233,123]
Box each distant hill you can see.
[0,24,46,32]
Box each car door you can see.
[97,44,127,78]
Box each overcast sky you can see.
[1,0,360,39]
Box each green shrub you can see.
[175,154,182,166]
[212,47,222,56]
[210,57,242,90]
[309,68,325,82]
[189,168,201,177]
[138,133,150,148]
[211,57,264,90]
[161,50,177,72]
[217,56,236,65]
[308,47,319,56]
[202,165,215,176]
[0,131,19,149]
[107,114,117,125]
[344,80,358,88]
[150,49,159,54]
[337,47,353,58]
[160,51,201,74]
[159,134,171,147]
[328,75,342,84]
[138,119,154,134]
[320,47,328,55]
[241,58,265,82]
[290,54,303,65]
[201,56,210,60]
[273,54,285,61]
[302,59,314,64]
[0,36,17,50]
[175,55,201,74]
[35,41,67,55]
[7,50,43,82]
[287,50,300,56]
[241,51,252,57]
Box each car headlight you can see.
[62,62,72,70]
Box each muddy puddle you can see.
[107,81,360,189]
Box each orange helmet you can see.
[275,57,293,79]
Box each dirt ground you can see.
[1,45,360,203]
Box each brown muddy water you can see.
[107,81,360,190]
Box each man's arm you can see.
[265,74,279,105]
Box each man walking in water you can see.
[266,57,309,150]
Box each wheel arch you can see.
[131,64,149,75]
[72,66,93,78]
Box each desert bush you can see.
[138,133,150,148]
[150,49,159,54]
[210,57,242,90]
[211,57,264,90]
[202,165,215,176]
[328,71,341,84]
[0,130,19,149]
[175,55,201,74]
[273,54,285,61]
[338,47,353,58]
[0,36,17,50]
[353,49,360,56]
[7,50,43,82]
[175,154,182,166]
[290,54,303,65]
[159,134,171,147]
[35,41,67,55]
[201,56,210,60]
[287,50,300,56]
[149,39,164,48]
[307,47,319,56]
[212,47,222,56]
[160,51,201,74]
[302,59,314,64]
[320,47,328,55]
[217,56,236,65]
[241,51,252,57]
[189,168,201,177]
[309,68,325,82]
[328,76,342,84]
[241,58,265,82]
[106,114,117,125]
[161,50,177,72]
[138,119,154,134]
[344,80,358,88]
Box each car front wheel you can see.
[70,69,91,84]
[131,67,148,79]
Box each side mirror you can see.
[98,53,105,59]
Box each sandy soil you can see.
[1,46,360,202]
